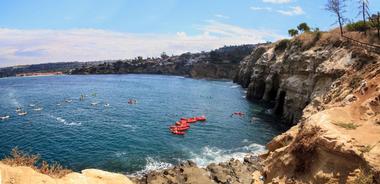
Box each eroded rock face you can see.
[235,41,355,125]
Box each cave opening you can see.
[256,80,266,99]
[268,74,280,102]
[275,91,286,117]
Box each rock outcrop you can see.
[131,156,262,184]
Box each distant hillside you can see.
[0,44,262,79]
[0,61,104,78]
[70,44,262,79]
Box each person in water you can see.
[128,99,137,104]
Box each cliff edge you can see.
[0,162,134,184]
[234,30,380,183]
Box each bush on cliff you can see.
[2,147,72,178]
[275,39,290,52]
[346,21,369,32]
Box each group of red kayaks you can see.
[169,115,206,135]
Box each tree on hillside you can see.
[370,12,380,38]
[325,0,347,36]
[160,52,169,59]
[357,0,370,34]
[297,23,311,33]
[288,29,299,37]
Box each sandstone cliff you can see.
[234,30,380,183]
[0,162,134,184]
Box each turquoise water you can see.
[0,75,283,174]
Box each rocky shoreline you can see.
[130,155,263,184]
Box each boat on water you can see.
[29,104,36,107]
[33,107,43,111]
[16,107,22,112]
[104,103,110,107]
[196,115,206,121]
[186,118,197,123]
[65,99,73,103]
[0,115,10,120]
[17,112,27,116]
[91,102,99,106]
[170,125,190,131]
[171,130,185,135]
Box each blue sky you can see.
[0,0,379,67]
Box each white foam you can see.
[8,89,21,107]
[230,85,239,89]
[189,143,265,168]
[133,157,173,176]
[122,124,137,131]
[264,109,273,115]
[48,114,81,126]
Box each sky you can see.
[0,0,379,67]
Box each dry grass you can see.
[354,168,374,184]
[2,147,72,178]
[333,122,360,130]
[358,145,374,154]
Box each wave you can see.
[132,157,173,176]
[47,114,81,126]
[230,85,239,88]
[7,89,21,107]
[121,124,137,131]
[188,143,265,168]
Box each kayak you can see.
[187,118,197,123]
[170,126,189,131]
[233,112,245,116]
[171,130,185,135]
[196,116,206,121]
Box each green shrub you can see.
[333,122,360,130]
[297,22,311,33]
[346,21,369,32]
[288,29,299,37]
[275,39,290,51]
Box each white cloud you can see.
[214,14,230,19]
[262,0,291,4]
[0,22,284,67]
[276,6,305,16]
[250,6,272,11]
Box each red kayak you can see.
[171,126,190,131]
[234,112,245,116]
[171,130,185,135]
[196,115,206,121]
[187,118,197,123]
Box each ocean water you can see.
[0,74,283,174]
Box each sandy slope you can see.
[0,162,134,184]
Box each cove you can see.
[0,74,283,174]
